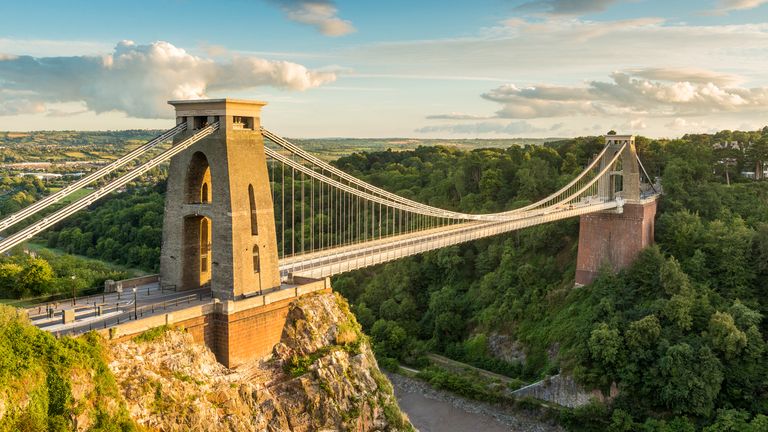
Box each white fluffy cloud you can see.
[468,69,768,120]
[268,0,355,36]
[0,40,337,118]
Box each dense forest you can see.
[331,132,768,431]
[7,128,768,429]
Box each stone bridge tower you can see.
[160,99,281,300]
[575,135,658,285]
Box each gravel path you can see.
[388,373,565,432]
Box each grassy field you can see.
[47,187,93,203]
[24,241,149,277]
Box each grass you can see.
[45,187,93,203]
[63,151,88,159]
[25,241,148,276]
[134,325,172,343]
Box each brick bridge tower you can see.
[575,135,658,285]
[160,99,281,300]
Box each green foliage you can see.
[0,249,129,300]
[133,325,171,343]
[46,187,165,272]
[328,129,768,430]
[0,305,137,431]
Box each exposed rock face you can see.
[510,374,617,408]
[108,292,412,431]
[487,332,527,364]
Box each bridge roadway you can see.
[279,198,622,279]
[27,283,212,336]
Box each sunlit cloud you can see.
[0,40,337,118]
[267,0,355,36]
[429,68,768,121]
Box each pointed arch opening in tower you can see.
[248,184,258,235]
[186,151,212,204]
[181,215,212,290]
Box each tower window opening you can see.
[201,183,209,203]
[252,246,260,273]
[233,116,254,130]
[193,116,208,130]
[200,218,210,272]
[248,184,258,235]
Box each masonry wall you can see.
[213,296,295,367]
[575,198,658,286]
[107,278,332,368]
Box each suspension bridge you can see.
[7,99,658,367]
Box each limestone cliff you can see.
[108,292,412,431]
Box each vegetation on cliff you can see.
[0,305,136,431]
[108,292,412,431]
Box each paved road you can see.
[27,283,212,336]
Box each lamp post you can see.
[71,275,77,305]
[132,288,137,320]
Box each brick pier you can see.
[575,196,658,286]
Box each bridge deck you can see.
[279,200,621,279]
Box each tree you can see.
[707,312,747,360]
[0,262,23,297]
[17,257,54,297]
[657,344,723,416]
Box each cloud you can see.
[349,19,768,84]
[664,117,709,130]
[0,40,337,118]
[457,69,768,120]
[268,1,355,36]
[515,0,620,15]
[625,67,743,86]
[425,112,493,120]
[619,118,647,130]
[415,120,545,135]
[710,0,768,14]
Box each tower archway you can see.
[182,215,212,289]
[186,151,212,204]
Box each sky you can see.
[1,0,768,138]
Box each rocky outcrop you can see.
[108,292,412,431]
[510,374,617,408]
[487,332,527,364]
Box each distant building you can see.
[713,140,741,150]
[18,172,62,180]
[741,168,768,179]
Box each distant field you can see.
[0,130,560,164]
[47,187,93,203]
[63,151,88,158]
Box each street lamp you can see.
[71,275,77,306]
[132,288,137,320]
